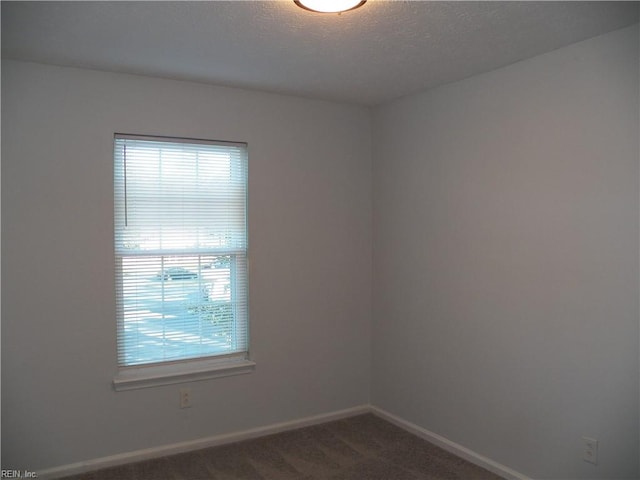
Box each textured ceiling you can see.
[2,1,638,106]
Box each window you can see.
[113,134,252,389]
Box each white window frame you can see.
[112,134,254,391]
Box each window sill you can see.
[113,357,256,391]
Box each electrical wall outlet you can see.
[180,388,192,408]
[582,436,598,465]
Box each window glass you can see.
[114,134,248,367]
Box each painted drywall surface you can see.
[372,25,639,479]
[1,61,372,470]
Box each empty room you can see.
[2,1,639,479]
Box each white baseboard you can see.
[39,404,529,480]
[38,405,370,479]
[371,406,531,480]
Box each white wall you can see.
[372,24,639,479]
[1,61,372,470]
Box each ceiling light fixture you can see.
[294,0,367,14]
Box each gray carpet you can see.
[61,414,505,480]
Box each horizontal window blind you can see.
[114,134,248,367]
